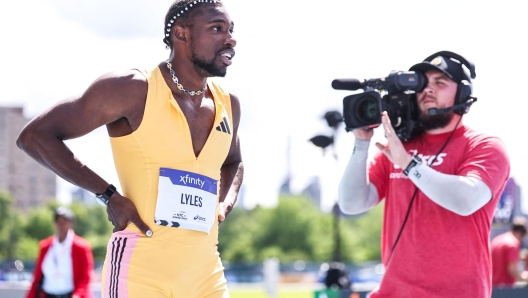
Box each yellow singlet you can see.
[100,66,233,298]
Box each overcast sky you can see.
[1,0,527,212]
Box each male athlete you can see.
[338,51,510,297]
[17,1,242,297]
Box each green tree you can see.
[23,207,54,241]
[252,195,330,262]
[340,202,383,262]
[0,192,25,259]
[220,195,335,263]
[218,205,261,262]
[15,236,39,260]
[0,192,11,226]
[69,202,92,237]
[88,205,114,236]
[218,194,384,264]
[66,202,113,262]
[0,192,13,258]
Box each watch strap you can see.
[96,184,116,205]
[403,156,422,176]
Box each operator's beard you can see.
[418,109,454,130]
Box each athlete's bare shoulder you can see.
[83,68,151,135]
[89,69,148,105]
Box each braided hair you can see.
[163,0,224,49]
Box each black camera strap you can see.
[386,115,463,266]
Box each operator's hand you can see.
[352,125,376,141]
[107,193,153,237]
[375,111,412,169]
[217,201,232,224]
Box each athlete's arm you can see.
[217,93,243,222]
[338,139,379,215]
[16,70,152,235]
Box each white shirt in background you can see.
[41,229,75,295]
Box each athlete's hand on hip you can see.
[107,193,153,237]
[375,111,412,169]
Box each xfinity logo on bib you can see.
[194,215,206,222]
[180,174,206,189]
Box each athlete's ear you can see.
[174,25,188,43]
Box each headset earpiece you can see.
[454,80,473,114]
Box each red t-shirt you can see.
[368,125,510,298]
[491,231,520,287]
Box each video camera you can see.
[332,71,426,142]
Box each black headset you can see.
[422,51,477,114]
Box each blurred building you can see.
[493,177,524,225]
[71,186,96,205]
[279,135,323,208]
[279,176,291,195]
[0,107,56,212]
[301,176,322,208]
[491,177,528,248]
[235,184,247,209]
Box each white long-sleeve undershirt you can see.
[338,139,492,216]
[338,140,379,215]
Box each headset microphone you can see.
[427,97,477,116]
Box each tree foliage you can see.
[1,192,383,265]
[23,207,55,241]
[219,195,383,263]
[0,192,25,259]
[0,196,113,263]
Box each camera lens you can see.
[356,96,380,124]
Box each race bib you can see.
[154,168,218,234]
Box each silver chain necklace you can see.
[165,59,207,96]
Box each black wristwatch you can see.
[403,156,422,176]
[95,184,117,206]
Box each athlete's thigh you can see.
[102,230,172,298]
[202,289,230,298]
[103,282,169,298]
[173,251,229,298]
[102,269,170,298]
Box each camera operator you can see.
[338,51,510,298]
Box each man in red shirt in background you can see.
[491,216,528,287]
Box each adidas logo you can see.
[215,117,231,135]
